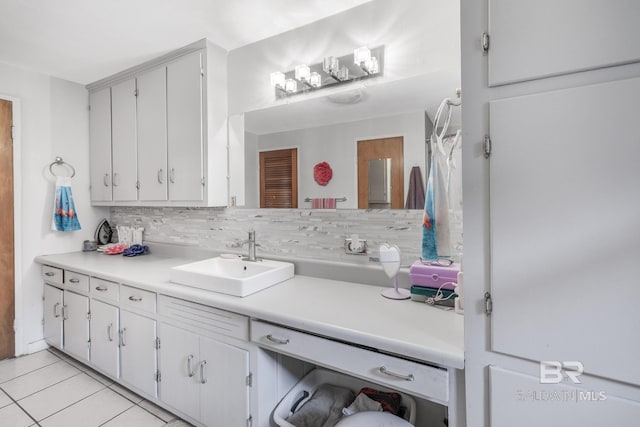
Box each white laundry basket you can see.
[273,368,416,427]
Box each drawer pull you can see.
[45,271,55,277]
[378,366,415,382]
[107,323,114,342]
[128,296,142,302]
[95,286,108,292]
[120,328,127,347]
[187,354,195,378]
[62,305,68,321]
[266,334,290,345]
[200,360,208,384]
[69,278,80,284]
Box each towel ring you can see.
[49,157,76,178]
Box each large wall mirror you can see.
[227,0,461,210]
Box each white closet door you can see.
[90,299,119,378]
[489,77,640,385]
[488,0,640,85]
[111,78,138,201]
[89,88,112,202]
[137,66,168,201]
[63,291,89,362]
[167,51,204,202]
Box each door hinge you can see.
[481,32,490,54]
[247,415,253,427]
[155,337,161,349]
[87,311,91,320]
[155,370,162,382]
[11,126,15,142]
[246,372,253,387]
[483,135,492,159]
[484,292,493,315]
[200,67,205,77]
[136,180,140,190]
[88,339,91,349]
[134,88,139,97]
[201,177,205,186]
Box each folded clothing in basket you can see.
[286,384,354,427]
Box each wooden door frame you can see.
[0,95,21,357]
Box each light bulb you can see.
[309,72,322,88]
[284,78,297,93]
[354,46,371,65]
[295,64,310,82]
[270,71,285,88]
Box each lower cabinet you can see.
[63,290,90,362]
[120,309,158,398]
[90,299,120,378]
[43,284,63,349]
[159,323,251,426]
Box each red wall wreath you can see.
[313,162,333,186]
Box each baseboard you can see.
[26,339,48,355]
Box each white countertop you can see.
[35,251,464,370]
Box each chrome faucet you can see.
[244,229,257,262]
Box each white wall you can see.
[249,111,425,209]
[0,61,109,355]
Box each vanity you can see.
[36,249,464,427]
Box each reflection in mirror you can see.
[368,158,391,209]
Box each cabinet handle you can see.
[128,296,142,302]
[45,271,55,277]
[95,286,108,292]
[62,305,68,321]
[104,173,110,187]
[378,366,415,382]
[113,173,119,187]
[107,323,114,342]
[69,278,80,284]
[266,334,290,345]
[200,360,208,384]
[120,328,127,347]
[53,302,61,318]
[169,168,175,184]
[187,354,195,378]
[158,169,164,184]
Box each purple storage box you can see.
[409,261,460,291]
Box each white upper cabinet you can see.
[488,0,640,86]
[86,39,233,207]
[137,66,168,201]
[89,88,112,202]
[111,78,138,201]
[167,52,204,202]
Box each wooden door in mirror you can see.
[260,148,298,208]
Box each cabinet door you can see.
[120,309,157,397]
[63,290,89,362]
[158,323,200,420]
[43,284,63,349]
[111,78,138,201]
[90,299,119,378]
[167,52,204,202]
[89,88,112,202]
[488,0,640,86]
[199,337,251,427]
[137,67,168,201]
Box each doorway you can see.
[0,99,14,359]
[357,137,404,209]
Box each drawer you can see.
[251,320,449,404]
[158,295,248,341]
[41,265,63,285]
[90,277,119,302]
[65,271,90,293]
[120,284,156,313]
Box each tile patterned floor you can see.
[0,349,193,427]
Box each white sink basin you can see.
[169,257,294,297]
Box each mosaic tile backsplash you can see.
[110,207,426,265]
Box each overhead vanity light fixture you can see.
[270,45,384,98]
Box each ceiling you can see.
[0,0,372,84]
